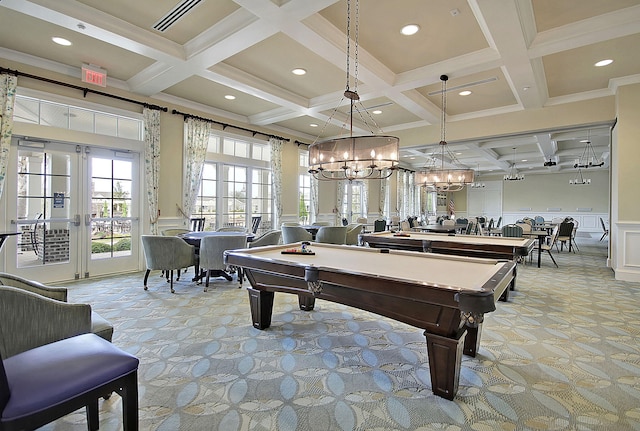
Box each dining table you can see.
[178,231,254,281]
[523,229,550,268]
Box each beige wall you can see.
[615,83,640,221]
[502,171,609,214]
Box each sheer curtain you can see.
[379,177,388,219]
[362,181,369,220]
[310,177,319,223]
[182,118,211,220]
[335,180,346,225]
[269,138,285,227]
[0,73,17,201]
[143,107,161,234]
[396,171,406,220]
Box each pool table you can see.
[224,242,517,400]
[361,231,535,262]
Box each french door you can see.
[4,138,140,283]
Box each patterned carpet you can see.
[38,236,640,431]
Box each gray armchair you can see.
[249,229,282,248]
[199,234,248,290]
[0,272,114,359]
[316,226,348,244]
[282,226,313,244]
[141,235,196,293]
[345,223,364,245]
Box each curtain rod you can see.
[172,109,289,142]
[1,67,167,112]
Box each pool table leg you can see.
[424,330,465,400]
[463,323,482,357]
[248,288,274,330]
[298,294,315,311]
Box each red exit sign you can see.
[81,64,107,87]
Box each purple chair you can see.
[1,333,139,431]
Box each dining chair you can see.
[399,221,411,231]
[250,216,262,234]
[216,226,248,233]
[502,224,523,238]
[315,226,348,245]
[198,234,248,290]
[556,222,575,252]
[0,333,139,431]
[540,225,560,268]
[248,229,282,248]
[373,219,387,232]
[345,224,364,245]
[599,217,609,242]
[189,217,205,232]
[141,235,196,293]
[281,226,313,244]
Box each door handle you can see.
[74,214,81,226]
[84,214,91,226]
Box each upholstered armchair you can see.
[316,226,347,244]
[199,234,248,290]
[0,273,113,359]
[281,226,313,244]
[249,229,282,248]
[345,224,364,245]
[141,235,196,293]
[162,228,190,236]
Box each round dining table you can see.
[177,231,254,282]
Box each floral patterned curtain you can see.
[182,118,211,219]
[379,177,388,218]
[143,107,161,234]
[335,180,346,224]
[0,74,17,202]
[269,138,285,226]
[396,171,406,219]
[310,177,319,223]
[362,180,369,220]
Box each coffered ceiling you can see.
[1,0,638,176]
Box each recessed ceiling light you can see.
[224,95,236,100]
[594,59,613,67]
[456,152,462,155]
[401,24,419,36]
[459,90,472,96]
[521,159,527,162]
[292,68,306,75]
[52,37,72,46]
[372,110,382,115]
[309,123,318,127]
[580,139,590,143]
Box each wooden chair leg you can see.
[547,250,558,268]
[86,397,99,431]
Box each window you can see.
[190,133,274,234]
[252,168,272,232]
[342,181,365,223]
[14,94,143,140]
[222,165,247,228]
[192,164,217,230]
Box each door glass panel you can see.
[90,157,133,260]
[15,149,71,267]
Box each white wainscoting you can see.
[613,221,640,282]
[502,212,608,234]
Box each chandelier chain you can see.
[440,77,446,146]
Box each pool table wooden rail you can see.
[360,231,535,261]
